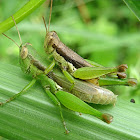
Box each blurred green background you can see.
[0,0,139,103]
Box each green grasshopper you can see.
[43,0,128,89]
[1,16,115,134]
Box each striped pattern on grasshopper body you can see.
[49,72,117,105]
[44,31,92,70]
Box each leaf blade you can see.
[123,0,140,21]
[0,62,140,140]
[0,0,46,34]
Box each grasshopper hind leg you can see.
[43,87,69,134]
[73,64,128,80]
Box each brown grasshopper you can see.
[43,0,129,90]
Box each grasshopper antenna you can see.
[2,33,20,48]
[42,16,47,33]
[48,0,53,32]
[42,0,53,33]
[12,16,23,45]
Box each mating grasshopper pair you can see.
[1,0,137,134]
[2,16,113,134]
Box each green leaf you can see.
[0,0,46,34]
[0,62,140,139]
[123,0,140,21]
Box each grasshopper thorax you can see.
[44,31,60,54]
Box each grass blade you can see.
[0,63,140,139]
[123,0,140,21]
[0,0,46,34]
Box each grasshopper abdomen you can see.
[49,72,117,105]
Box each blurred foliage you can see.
[0,0,140,103]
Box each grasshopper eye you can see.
[52,31,60,40]
[20,46,28,59]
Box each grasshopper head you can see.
[19,43,32,73]
[20,43,32,59]
[44,31,60,54]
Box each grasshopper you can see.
[43,0,128,89]
[42,0,137,105]
[1,16,115,134]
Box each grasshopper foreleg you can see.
[0,79,36,106]
[44,59,55,74]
